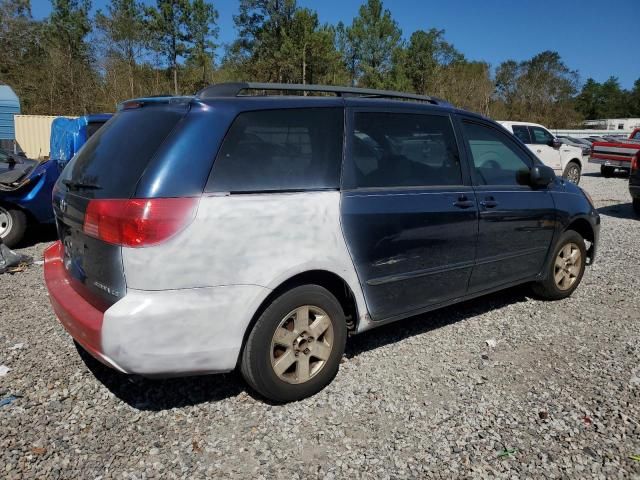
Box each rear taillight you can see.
[83,198,199,247]
[631,152,639,173]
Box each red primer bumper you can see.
[44,241,105,361]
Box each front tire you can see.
[633,198,640,216]
[532,230,586,300]
[240,285,347,403]
[0,206,27,248]
[562,161,581,184]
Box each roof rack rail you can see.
[196,82,447,106]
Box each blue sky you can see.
[31,0,640,89]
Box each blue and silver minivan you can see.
[44,83,600,402]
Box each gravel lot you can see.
[1,161,639,479]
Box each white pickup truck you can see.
[498,121,585,184]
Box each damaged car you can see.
[0,148,58,247]
[45,83,600,403]
[0,115,111,247]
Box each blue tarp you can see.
[49,117,75,165]
[49,114,112,168]
[0,85,20,140]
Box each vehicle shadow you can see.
[76,343,246,411]
[79,285,532,410]
[16,224,58,248]
[346,285,530,358]
[597,202,638,220]
[582,170,629,178]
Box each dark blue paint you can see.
[1,159,58,224]
[341,188,478,320]
[51,189,124,310]
[549,179,601,260]
[130,95,454,198]
[467,186,556,292]
[134,97,346,198]
[134,101,237,198]
[339,105,599,323]
[70,93,600,323]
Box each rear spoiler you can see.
[118,96,194,111]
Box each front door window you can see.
[463,122,532,186]
[527,126,561,169]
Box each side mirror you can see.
[551,138,562,149]
[530,164,555,187]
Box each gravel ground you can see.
[1,161,639,479]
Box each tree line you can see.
[1,0,639,128]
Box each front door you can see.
[341,109,478,321]
[459,119,556,292]
[528,125,562,170]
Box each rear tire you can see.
[562,161,581,184]
[0,206,27,248]
[240,285,347,403]
[633,198,640,216]
[532,230,586,300]
[600,165,614,178]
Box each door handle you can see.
[453,195,474,209]
[480,197,498,208]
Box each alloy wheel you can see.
[566,165,580,184]
[270,305,334,384]
[554,242,582,290]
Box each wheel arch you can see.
[237,270,360,367]
[562,157,582,171]
[569,157,582,167]
[565,217,594,262]
[0,200,35,224]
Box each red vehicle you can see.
[589,128,640,177]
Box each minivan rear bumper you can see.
[44,241,125,372]
[45,241,270,377]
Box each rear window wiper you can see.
[62,179,102,191]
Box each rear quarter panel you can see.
[121,191,369,326]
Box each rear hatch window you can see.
[86,121,106,139]
[60,104,186,199]
[54,103,188,309]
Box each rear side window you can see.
[344,112,462,189]
[511,125,531,144]
[207,108,343,193]
[61,106,185,199]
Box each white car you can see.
[498,121,584,184]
